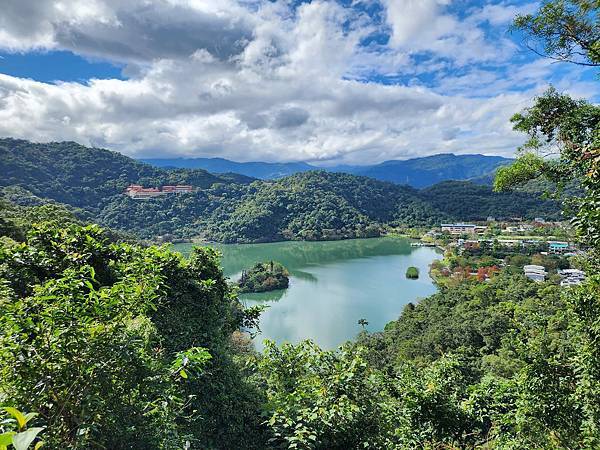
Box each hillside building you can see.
[523,264,547,282]
[162,185,193,193]
[124,184,193,199]
[548,241,571,254]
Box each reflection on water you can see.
[173,237,440,350]
[242,288,286,303]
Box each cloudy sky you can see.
[0,0,597,164]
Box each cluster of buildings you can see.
[441,218,562,237]
[522,266,586,285]
[124,184,193,199]
[435,222,585,288]
[452,238,576,255]
[438,222,577,256]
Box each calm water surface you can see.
[173,238,440,350]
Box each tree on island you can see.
[358,318,369,329]
[238,261,290,293]
[406,266,419,279]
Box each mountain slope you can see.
[344,154,513,188]
[420,181,560,220]
[0,138,244,210]
[97,171,450,241]
[1,139,559,241]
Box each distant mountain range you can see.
[141,157,314,180]
[141,153,513,188]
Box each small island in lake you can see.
[406,266,419,279]
[238,261,290,293]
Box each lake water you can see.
[173,237,440,350]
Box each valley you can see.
[0,1,599,448]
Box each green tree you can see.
[405,266,419,279]
[512,0,600,66]
[255,341,482,449]
[0,223,266,449]
[494,2,600,445]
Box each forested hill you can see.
[1,138,559,241]
[420,181,561,220]
[143,153,513,187]
[0,138,245,210]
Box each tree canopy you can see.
[512,0,600,66]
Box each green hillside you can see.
[349,153,513,188]
[0,139,560,241]
[421,180,561,220]
[96,171,449,241]
[0,138,237,211]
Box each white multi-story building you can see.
[162,185,193,193]
[441,223,477,235]
[124,184,194,199]
[523,265,547,282]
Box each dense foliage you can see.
[513,0,599,66]
[100,173,559,241]
[252,3,600,448]
[238,261,290,293]
[0,138,241,212]
[0,407,46,450]
[0,196,80,242]
[421,180,561,220]
[1,215,596,448]
[361,274,566,376]
[0,219,266,449]
[405,266,419,279]
[0,3,597,448]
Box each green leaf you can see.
[179,369,188,379]
[3,408,27,430]
[0,432,15,446]
[12,427,44,450]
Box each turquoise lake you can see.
[173,237,440,350]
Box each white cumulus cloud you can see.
[0,0,596,163]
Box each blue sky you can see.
[0,0,597,163]
[0,51,124,83]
